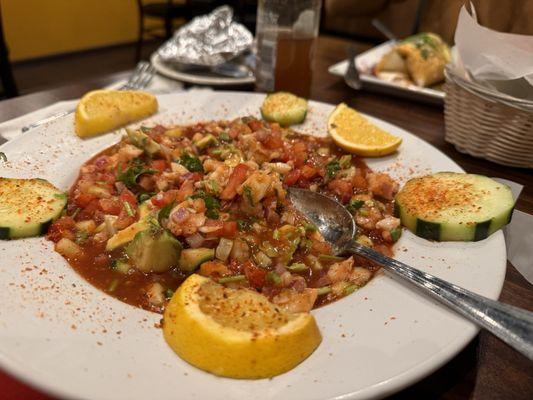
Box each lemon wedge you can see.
[75,90,158,137]
[328,103,402,156]
[163,274,322,379]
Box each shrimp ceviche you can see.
[47,116,401,313]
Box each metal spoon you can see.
[288,187,533,360]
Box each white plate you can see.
[151,53,255,86]
[0,91,506,400]
[328,41,445,105]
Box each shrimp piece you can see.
[117,144,143,163]
[271,288,318,313]
[350,267,373,287]
[367,172,399,200]
[238,171,274,204]
[327,257,354,284]
[199,261,231,278]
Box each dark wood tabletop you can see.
[0,35,531,400]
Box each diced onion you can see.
[104,215,118,236]
[185,233,205,248]
[215,238,233,262]
[55,238,82,259]
[253,250,272,268]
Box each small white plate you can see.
[328,41,445,105]
[151,53,255,86]
[0,91,505,400]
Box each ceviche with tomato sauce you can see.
[48,117,401,313]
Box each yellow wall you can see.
[1,0,166,62]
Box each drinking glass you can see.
[255,0,322,98]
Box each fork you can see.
[21,61,156,133]
[344,45,362,90]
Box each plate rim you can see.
[151,53,255,86]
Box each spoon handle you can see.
[348,242,533,360]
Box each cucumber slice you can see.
[395,172,514,242]
[260,92,307,126]
[0,178,67,239]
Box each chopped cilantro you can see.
[325,160,341,179]
[0,152,7,162]
[287,262,308,272]
[123,201,135,217]
[266,271,282,286]
[158,202,175,225]
[137,192,152,203]
[346,199,364,213]
[219,275,247,284]
[339,155,352,169]
[316,286,332,296]
[219,132,231,142]
[191,190,220,219]
[165,288,175,299]
[391,227,402,242]
[140,126,151,133]
[116,158,156,189]
[75,230,88,245]
[179,152,203,172]
[242,185,253,205]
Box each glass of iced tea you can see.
[255,0,322,98]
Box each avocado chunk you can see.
[126,229,182,273]
[126,128,161,155]
[194,134,218,149]
[179,248,214,272]
[105,202,152,251]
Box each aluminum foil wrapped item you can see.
[157,5,253,67]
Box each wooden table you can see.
[0,35,531,400]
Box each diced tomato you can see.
[93,253,111,268]
[269,122,281,132]
[78,199,103,220]
[46,216,76,242]
[263,131,284,150]
[73,192,97,208]
[150,159,168,172]
[300,164,318,179]
[228,123,251,138]
[243,261,267,289]
[291,142,307,167]
[352,171,367,189]
[116,189,139,226]
[204,220,238,238]
[120,189,137,209]
[220,163,249,200]
[283,169,301,185]
[176,180,194,202]
[151,189,178,208]
[247,119,263,132]
[99,198,122,215]
[178,172,203,185]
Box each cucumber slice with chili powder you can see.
[260,92,308,126]
[394,172,514,242]
[0,178,67,239]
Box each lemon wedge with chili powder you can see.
[75,90,158,138]
[163,274,322,379]
[328,103,402,157]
